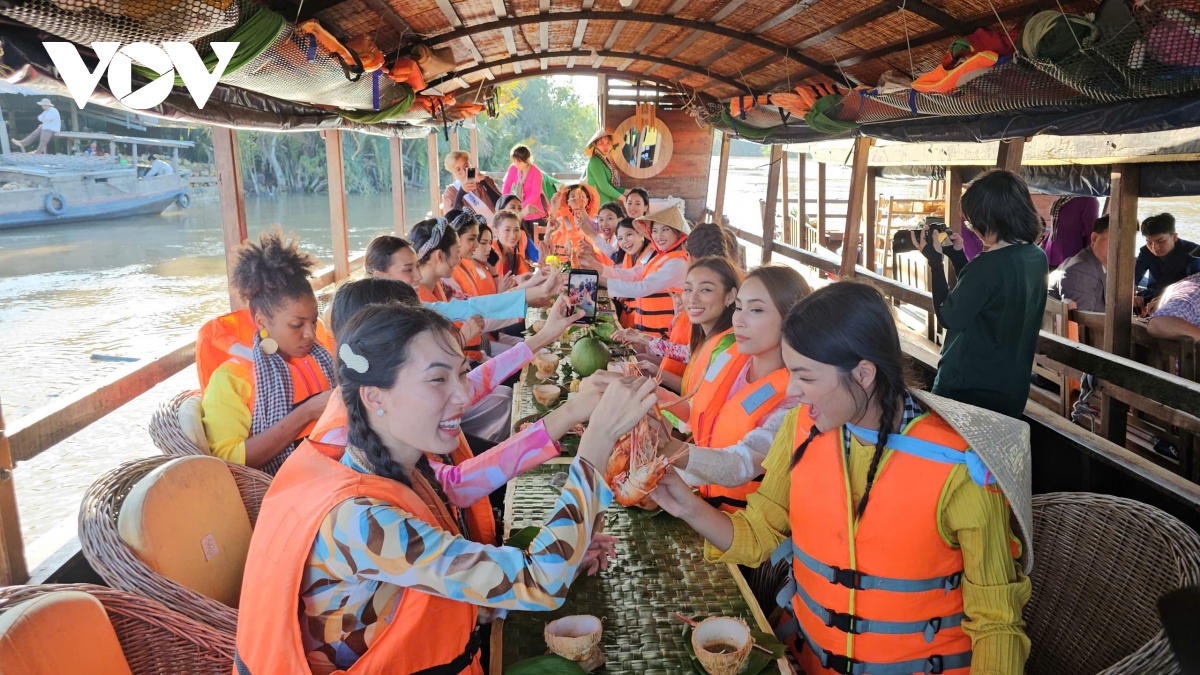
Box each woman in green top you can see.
[914,169,1048,418]
[584,129,627,205]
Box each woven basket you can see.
[149,390,207,456]
[1026,492,1200,675]
[78,456,271,635]
[0,584,234,673]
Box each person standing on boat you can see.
[501,144,550,242]
[11,99,59,154]
[442,151,501,219]
[235,303,658,674]
[583,129,628,206]
[914,169,1048,419]
[652,282,1033,675]
[198,229,336,475]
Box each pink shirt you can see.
[502,164,547,221]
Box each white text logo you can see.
[43,42,237,110]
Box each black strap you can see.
[234,625,482,675]
[704,495,748,509]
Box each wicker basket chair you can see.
[0,584,234,673]
[79,455,272,635]
[149,389,208,456]
[1025,492,1200,675]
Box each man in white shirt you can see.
[144,155,174,178]
[12,99,61,154]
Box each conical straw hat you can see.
[634,203,690,236]
[584,129,622,156]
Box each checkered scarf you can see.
[250,332,335,475]
[598,152,621,188]
[840,390,924,456]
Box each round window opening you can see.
[612,115,674,179]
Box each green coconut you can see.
[570,336,611,377]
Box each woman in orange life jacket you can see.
[578,204,689,339]
[609,217,655,328]
[658,266,810,514]
[624,187,650,220]
[198,229,336,475]
[490,208,536,279]
[589,201,626,261]
[652,282,1033,675]
[453,215,499,297]
[409,219,486,362]
[544,183,608,263]
[235,303,659,674]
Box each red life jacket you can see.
[235,441,483,674]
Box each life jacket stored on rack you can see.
[776,409,978,675]
[453,259,498,297]
[308,393,497,546]
[691,352,791,513]
[235,442,483,675]
[417,282,484,361]
[627,249,686,338]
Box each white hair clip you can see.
[339,343,370,374]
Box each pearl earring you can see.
[376,409,384,416]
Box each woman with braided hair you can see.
[653,281,1033,675]
[197,228,336,475]
[236,302,659,674]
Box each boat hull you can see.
[0,173,188,229]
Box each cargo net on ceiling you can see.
[0,0,241,44]
[712,0,1200,136]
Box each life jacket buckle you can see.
[943,572,962,592]
[926,654,945,674]
[831,566,862,589]
[824,610,860,634]
[820,652,858,674]
[923,617,942,643]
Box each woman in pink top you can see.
[502,144,549,242]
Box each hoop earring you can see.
[259,329,279,355]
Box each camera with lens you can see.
[892,216,950,254]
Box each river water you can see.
[2,155,1200,563]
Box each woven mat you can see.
[500,464,775,673]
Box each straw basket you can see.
[78,456,271,635]
[149,390,207,456]
[1025,492,1200,675]
[0,584,234,673]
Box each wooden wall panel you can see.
[602,104,714,221]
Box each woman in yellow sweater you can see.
[200,229,335,475]
[653,281,1033,675]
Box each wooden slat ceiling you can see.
[281,0,1099,100]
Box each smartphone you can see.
[467,167,477,180]
[566,269,599,323]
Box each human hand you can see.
[514,270,540,290]
[948,231,964,251]
[635,359,660,377]
[524,269,564,308]
[302,389,334,422]
[911,227,943,260]
[459,315,484,344]
[578,376,658,467]
[498,272,516,292]
[563,370,618,425]
[1146,296,1162,317]
[579,533,619,576]
[1134,296,1147,316]
[613,328,652,347]
[462,179,478,192]
[576,245,603,272]
[650,469,699,518]
[539,295,585,341]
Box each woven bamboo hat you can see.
[634,203,690,236]
[584,129,622,157]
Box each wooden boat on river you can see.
[3,0,1200,671]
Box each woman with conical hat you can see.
[584,129,627,206]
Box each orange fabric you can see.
[237,442,482,674]
[692,357,790,513]
[453,259,498,296]
[0,591,133,675]
[787,410,972,675]
[296,20,356,65]
[913,50,1000,93]
[417,282,482,360]
[386,58,425,90]
[664,327,734,423]
[196,309,333,393]
[617,246,655,328]
[660,312,691,377]
[345,35,383,71]
[628,249,686,337]
[492,237,533,278]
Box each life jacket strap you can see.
[793,580,966,642]
[789,540,963,593]
[794,622,973,675]
[233,625,483,675]
[844,422,995,487]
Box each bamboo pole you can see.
[1100,164,1141,444]
[0,401,29,585]
[713,132,731,225]
[761,144,783,263]
[389,137,408,237]
[324,130,351,282]
[839,137,872,277]
[428,133,441,216]
[211,126,247,310]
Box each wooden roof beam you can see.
[427,11,850,84]
[432,49,750,91]
[455,66,706,100]
[895,0,970,33]
[636,0,692,75]
[539,0,550,69]
[432,0,492,80]
[596,0,640,68]
[359,0,415,50]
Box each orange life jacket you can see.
[453,259,498,297]
[417,282,483,361]
[779,409,974,675]
[492,237,532,278]
[308,392,497,546]
[691,352,791,512]
[627,249,686,337]
[912,50,1000,93]
[617,245,656,329]
[664,328,735,424]
[660,311,691,377]
[235,442,482,675]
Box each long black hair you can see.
[611,217,646,266]
[687,222,738,267]
[330,277,420,339]
[687,256,741,353]
[231,227,318,316]
[337,303,458,485]
[409,217,458,265]
[785,282,911,519]
[364,235,413,275]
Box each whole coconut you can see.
[570,336,611,377]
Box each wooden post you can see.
[713,132,732,225]
[469,126,479,169]
[945,166,964,286]
[324,130,350,282]
[797,153,807,247]
[389,137,407,236]
[597,74,608,131]
[450,128,460,153]
[761,145,784,263]
[997,138,1026,173]
[0,99,10,155]
[818,162,827,248]
[428,133,441,216]
[865,169,878,273]
[781,151,790,245]
[1100,163,1141,445]
[212,126,248,309]
[0,401,29,585]
[839,137,872,278]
